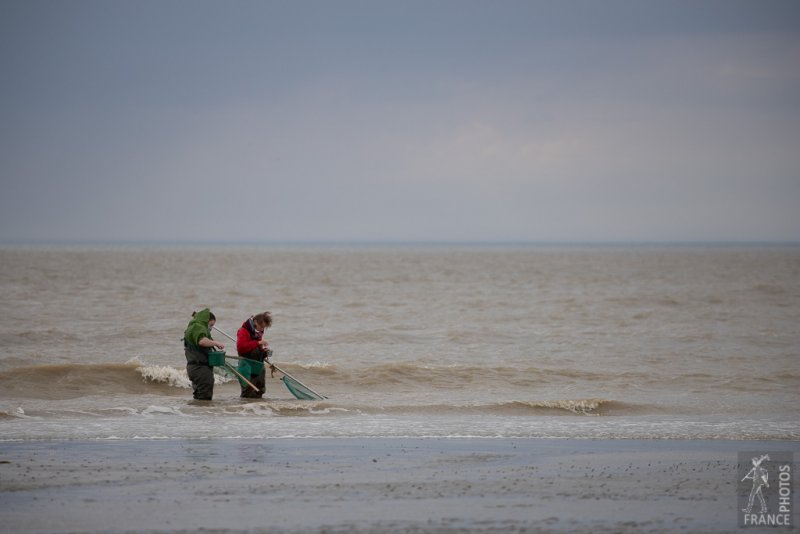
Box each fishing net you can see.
[281,375,325,400]
[237,359,263,377]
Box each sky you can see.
[1,0,799,244]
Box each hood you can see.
[184,308,214,347]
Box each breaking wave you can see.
[0,362,638,417]
[0,361,239,401]
[0,360,645,400]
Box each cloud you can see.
[1,1,798,243]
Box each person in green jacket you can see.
[183,308,225,400]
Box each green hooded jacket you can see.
[184,308,214,349]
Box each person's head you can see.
[253,312,272,332]
[192,310,216,327]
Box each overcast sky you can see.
[1,0,798,243]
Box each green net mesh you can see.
[281,375,325,400]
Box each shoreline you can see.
[1,437,798,533]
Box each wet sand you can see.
[0,438,797,533]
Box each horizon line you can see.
[1,238,798,248]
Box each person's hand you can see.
[259,340,269,350]
[215,341,225,350]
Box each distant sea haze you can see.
[1,244,798,440]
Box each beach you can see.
[1,438,797,533]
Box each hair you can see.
[253,311,272,328]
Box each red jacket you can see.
[236,319,263,356]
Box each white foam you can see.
[7,407,36,419]
[297,361,332,369]
[108,407,139,415]
[212,367,236,384]
[132,357,235,388]
[533,398,606,415]
[136,364,192,388]
[141,405,188,417]
[228,402,276,416]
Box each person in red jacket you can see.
[236,312,272,398]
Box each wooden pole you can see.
[223,362,260,393]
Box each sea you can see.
[1,244,798,442]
